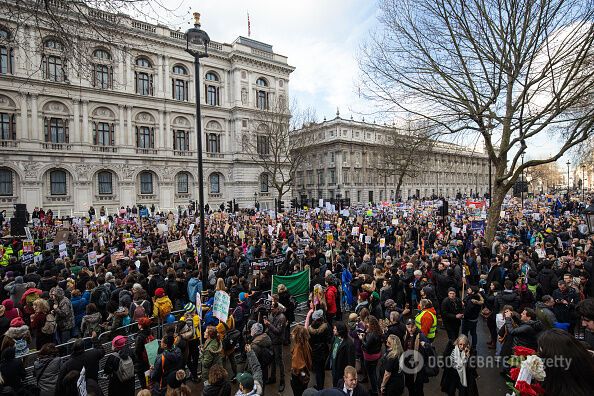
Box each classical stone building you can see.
[0,3,294,216]
[292,116,491,204]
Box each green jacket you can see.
[201,338,222,372]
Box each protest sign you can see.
[111,251,124,263]
[167,238,187,254]
[22,253,34,265]
[59,242,67,258]
[88,251,98,266]
[365,235,372,244]
[144,340,159,370]
[77,367,87,396]
[24,227,32,240]
[351,226,360,236]
[326,233,334,244]
[34,254,43,264]
[213,291,231,322]
[53,230,70,244]
[251,258,270,271]
[23,240,34,253]
[196,292,202,319]
[238,230,245,240]
[187,223,195,236]
[380,238,385,248]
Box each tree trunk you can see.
[485,183,507,247]
[395,173,405,200]
[277,188,284,212]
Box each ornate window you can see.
[257,135,269,156]
[135,57,153,96]
[172,64,188,101]
[0,168,12,196]
[204,72,220,106]
[173,130,189,151]
[207,133,220,153]
[44,117,69,143]
[93,121,114,146]
[42,39,66,82]
[0,112,16,140]
[0,27,14,75]
[209,173,220,194]
[139,172,153,194]
[97,171,113,194]
[256,77,268,110]
[92,48,113,89]
[177,172,189,194]
[260,173,269,193]
[50,170,67,195]
[136,126,154,149]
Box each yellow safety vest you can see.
[415,309,437,340]
[0,246,13,266]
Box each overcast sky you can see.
[153,0,572,172]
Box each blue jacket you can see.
[187,278,202,304]
[71,295,88,326]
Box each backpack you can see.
[119,290,133,308]
[132,300,148,321]
[180,317,195,340]
[258,346,274,366]
[141,334,156,364]
[42,313,57,335]
[221,322,241,352]
[156,298,172,320]
[93,285,110,309]
[113,354,135,382]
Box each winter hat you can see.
[312,309,324,321]
[10,317,24,327]
[359,292,369,301]
[250,322,263,337]
[112,335,127,350]
[237,372,254,390]
[183,302,195,313]
[137,317,152,329]
[239,292,248,302]
[155,288,165,298]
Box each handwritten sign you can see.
[212,291,231,323]
[167,238,188,254]
[23,240,34,253]
[88,251,98,266]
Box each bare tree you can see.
[360,0,594,244]
[525,162,564,193]
[377,119,437,200]
[243,100,315,210]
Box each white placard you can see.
[88,251,98,266]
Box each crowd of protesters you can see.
[0,194,592,396]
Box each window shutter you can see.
[110,123,115,146]
[10,114,16,140]
[108,66,113,89]
[135,126,139,147]
[185,131,189,151]
[64,119,69,143]
[150,127,155,148]
[92,64,96,87]
[44,118,49,142]
[134,71,138,93]
[172,79,175,99]
[92,122,97,145]
[149,74,154,96]
[216,87,220,106]
[185,81,189,101]
[172,130,176,150]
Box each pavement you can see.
[188,316,508,396]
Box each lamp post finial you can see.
[193,12,201,27]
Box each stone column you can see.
[81,100,89,145]
[127,106,133,146]
[163,56,170,99]
[118,105,125,147]
[158,110,165,150]
[164,110,171,153]
[19,94,28,140]
[72,99,80,144]
[155,56,163,97]
[30,94,39,141]
[234,69,242,107]
[118,47,126,89]
[128,53,135,94]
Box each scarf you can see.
[450,347,467,387]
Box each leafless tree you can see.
[377,119,437,200]
[360,0,594,244]
[525,162,565,193]
[243,99,315,210]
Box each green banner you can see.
[272,269,310,304]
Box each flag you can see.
[271,269,310,304]
[247,12,251,36]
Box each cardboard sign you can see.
[326,234,334,244]
[351,226,360,236]
[212,290,231,323]
[111,251,124,263]
[380,238,385,248]
[367,229,374,237]
[238,230,245,240]
[53,230,70,244]
[24,227,32,240]
[365,235,372,244]
[251,258,270,271]
[23,240,34,253]
[88,251,98,266]
[167,238,188,254]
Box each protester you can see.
[330,321,356,387]
[379,334,405,396]
[203,364,232,396]
[33,343,61,396]
[290,324,312,396]
[104,335,135,395]
[306,308,331,390]
[440,334,479,395]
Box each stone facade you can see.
[0,4,294,216]
[292,117,491,204]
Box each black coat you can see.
[203,380,232,396]
[441,297,463,326]
[104,347,135,396]
[439,342,478,396]
[337,379,370,396]
[332,337,356,380]
[56,341,105,394]
[0,348,26,392]
[536,268,558,296]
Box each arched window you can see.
[0,168,13,196]
[97,171,113,195]
[173,65,187,75]
[204,72,220,106]
[92,48,113,89]
[50,170,67,195]
[256,78,268,87]
[0,27,14,75]
[135,57,153,96]
[177,173,189,194]
[205,72,219,81]
[209,174,220,194]
[260,174,269,193]
[139,172,153,194]
[256,78,268,109]
[42,38,65,82]
[207,133,220,153]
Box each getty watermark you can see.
[399,350,572,375]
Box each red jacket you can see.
[325,285,337,314]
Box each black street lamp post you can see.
[582,165,586,203]
[186,12,210,285]
[521,153,525,208]
[567,160,571,197]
